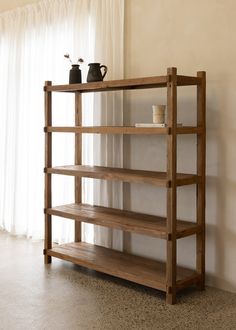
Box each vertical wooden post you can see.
[166,67,177,304]
[75,92,82,242]
[44,81,52,264]
[196,71,206,289]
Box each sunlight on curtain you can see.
[0,0,124,245]
[0,0,90,241]
[91,0,124,250]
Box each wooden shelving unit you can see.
[44,67,206,304]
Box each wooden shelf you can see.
[45,126,169,134]
[44,68,206,304]
[47,203,201,239]
[44,75,201,93]
[45,126,204,135]
[47,242,200,292]
[46,165,199,187]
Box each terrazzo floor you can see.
[0,230,236,330]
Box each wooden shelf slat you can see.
[45,126,170,134]
[47,203,201,239]
[45,76,168,93]
[45,126,204,135]
[176,126,204,135]
[177,75,201,86]
[46,165,199,187]
[47,242,200,292]
[44,75,201,93]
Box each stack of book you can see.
[135,123,182,127]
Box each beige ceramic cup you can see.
[152,105,166,124]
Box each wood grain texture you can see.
[46,203,201,239]
[44,81,52,264]
[45,126,203,135]
[45,126,170,135]
[196,71,206,290]
[176,75,201,86]
[46,165,199,187]
[44,74,201,93]
[166,67,177,304]
[176,126,204,135]
[48,242,198,292]
[74,92,82,242]
[44,76,168,92]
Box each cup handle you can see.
[100,65,108,79]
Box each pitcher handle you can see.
[100,65,108,79]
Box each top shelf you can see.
[44,75,202,93]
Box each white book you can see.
[135,123,166,127]
[135,123,183,128]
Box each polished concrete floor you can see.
[0,230,236,330]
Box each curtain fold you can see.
[0,0,124,245]
[91,0,124,250]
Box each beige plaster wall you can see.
[0,0,39,12]
[124,0,236,292]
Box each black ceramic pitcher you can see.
[86,63,108,82]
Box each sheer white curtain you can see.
[91,0,124,250]
[0,0,124,245]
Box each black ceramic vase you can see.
[86,63,108,82]
[69,64,82,84]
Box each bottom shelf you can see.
[47,242,200,292]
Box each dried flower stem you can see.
[64,53,84,65]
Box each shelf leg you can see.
[196,71,206,290]
[166,290,176,305]
[166,67,177,305]
[75,92,82,242]
[44,81,52,263]
[44,214,52,264]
